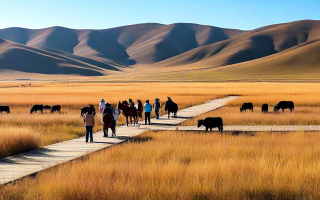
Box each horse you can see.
[30,104,44,114]
[118,101,138,126]
[165,100,178,119]
[103,113,116,137]
[137,100,143,118]
[80,104,96,117]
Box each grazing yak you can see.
[30,104,44,114]
[261,104,268,113]
[43,105,51,111]
[240,102,253,112]
[197,117,223,132]
[0,106,10,114]
[51,105,61,113]
[274,101,294,112]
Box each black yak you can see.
[240,103,253,112]
[30,104,44,114]
[0,106,10,114]
[274,101,294,112]
[197,117,223,132]
[51,105,61,113]
[261,104,268,113]
[43,105,51,110]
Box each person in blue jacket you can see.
[144,100,152,125]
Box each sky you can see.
[0,0,319,30]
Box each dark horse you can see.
[80,104,96,117]
[30,104,44,114]
[165,100,178,119]
[137,100,143,118]
[103,113,116,137]
[118,101,138,126]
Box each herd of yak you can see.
[0,100,295,134]
[198,101,294,133]
[0,104,61,114]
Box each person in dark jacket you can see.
[144,100,152,125]
[102,103,113,116]
[154,98,160,119]
[129,99,135,107]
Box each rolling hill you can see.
[0,20,320,80]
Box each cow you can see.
[30,104,44,114]
[274,101,294,112]
[197,117,223,132]
[51,105,61,113]
[240,103,253,112]
[43,105,51,111]
[0,106,10,114]
[261,104,268,113]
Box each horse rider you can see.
[167,96,172,102]
[102,103,113,116]
[99,98,105,113]
[129,99,135,107]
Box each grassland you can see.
[0,82,222,158]
[2,130,320,199]
[2,82,320,158]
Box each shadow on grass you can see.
[128,135,153,144]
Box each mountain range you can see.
[0,20,319,80]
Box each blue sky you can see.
[0,0,319,30]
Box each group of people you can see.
[83,97,164,143]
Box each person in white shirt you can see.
[113,108,121,127]
[99,99,105,114]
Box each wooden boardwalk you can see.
[0,96,238,185]
[177,125,320,132]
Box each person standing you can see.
[154,98,160,119]
[144,100,152,125]
[99,99,105,114]
[84,110,95,143]
[113,107,121,127]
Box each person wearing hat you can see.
[99,99,105,113]
[154,98,160,119]
[144,100,152,125]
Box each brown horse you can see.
[103,113,116,137]
[137,99,143,118]
[118,101,138,126]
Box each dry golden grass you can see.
[0,82,221,158]
[2,130,320,199]
[0,126,40,158]
[2,82,320,158]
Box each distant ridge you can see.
[0,20,320,79]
